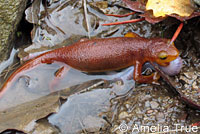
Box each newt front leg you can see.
[134,61,160,84]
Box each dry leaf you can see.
[146,0,194,17]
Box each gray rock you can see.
[0,0,27,62]
[83,115,107,132]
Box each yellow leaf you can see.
[146,0,194,17]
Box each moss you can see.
[0,0,27,62]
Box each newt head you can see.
[147,39,179,67]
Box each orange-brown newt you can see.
[0,36,181,96]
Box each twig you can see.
[78,118,88,134]
[83,0,91,38]
[78,80,105,93]
[0,62,19,79]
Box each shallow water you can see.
[0,61,134,111]
[0,48,18,74]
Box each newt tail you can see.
[0,50,64,97]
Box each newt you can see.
[0,35,182,97]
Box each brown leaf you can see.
[139,10,165,24]
[168,11,200,21]
[123,0,146,13]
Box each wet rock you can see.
[29,119,60,134]
[82,116,107,133]
[0,92,60,133]
[0,0,27,62]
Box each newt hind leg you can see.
[49,65,71,92]
[134,61,160,84]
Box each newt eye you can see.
[158,51,167,60]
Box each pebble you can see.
[118,111,130,119]
[156,112,165,121]
[125,103,130,109]
[146,109,154,114]
[145,101,150,107]
[150,101,159,109]
[116,130,124,134]
[192,81,199,89]
[180,75,193,84]
[184,84,190,89]
[184,72,194,79]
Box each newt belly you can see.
[0,37,182,96]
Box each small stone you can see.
[197,78,200,83]
[135,108,142,114]
[116,130,124,134]
[146,109,154,114]
[192,81,199,89]
[184,84,190,89]
[118,111,130,119]
[184,72,197,80]
[196,71,200,77]
[111,125,120,133]
[150,101,159,109]
[184,72,193,79]
[145,101,150,107]
[180,75,193,84]
[156,112,165,120]
[125,103,130,109]
[143,116,149,121]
